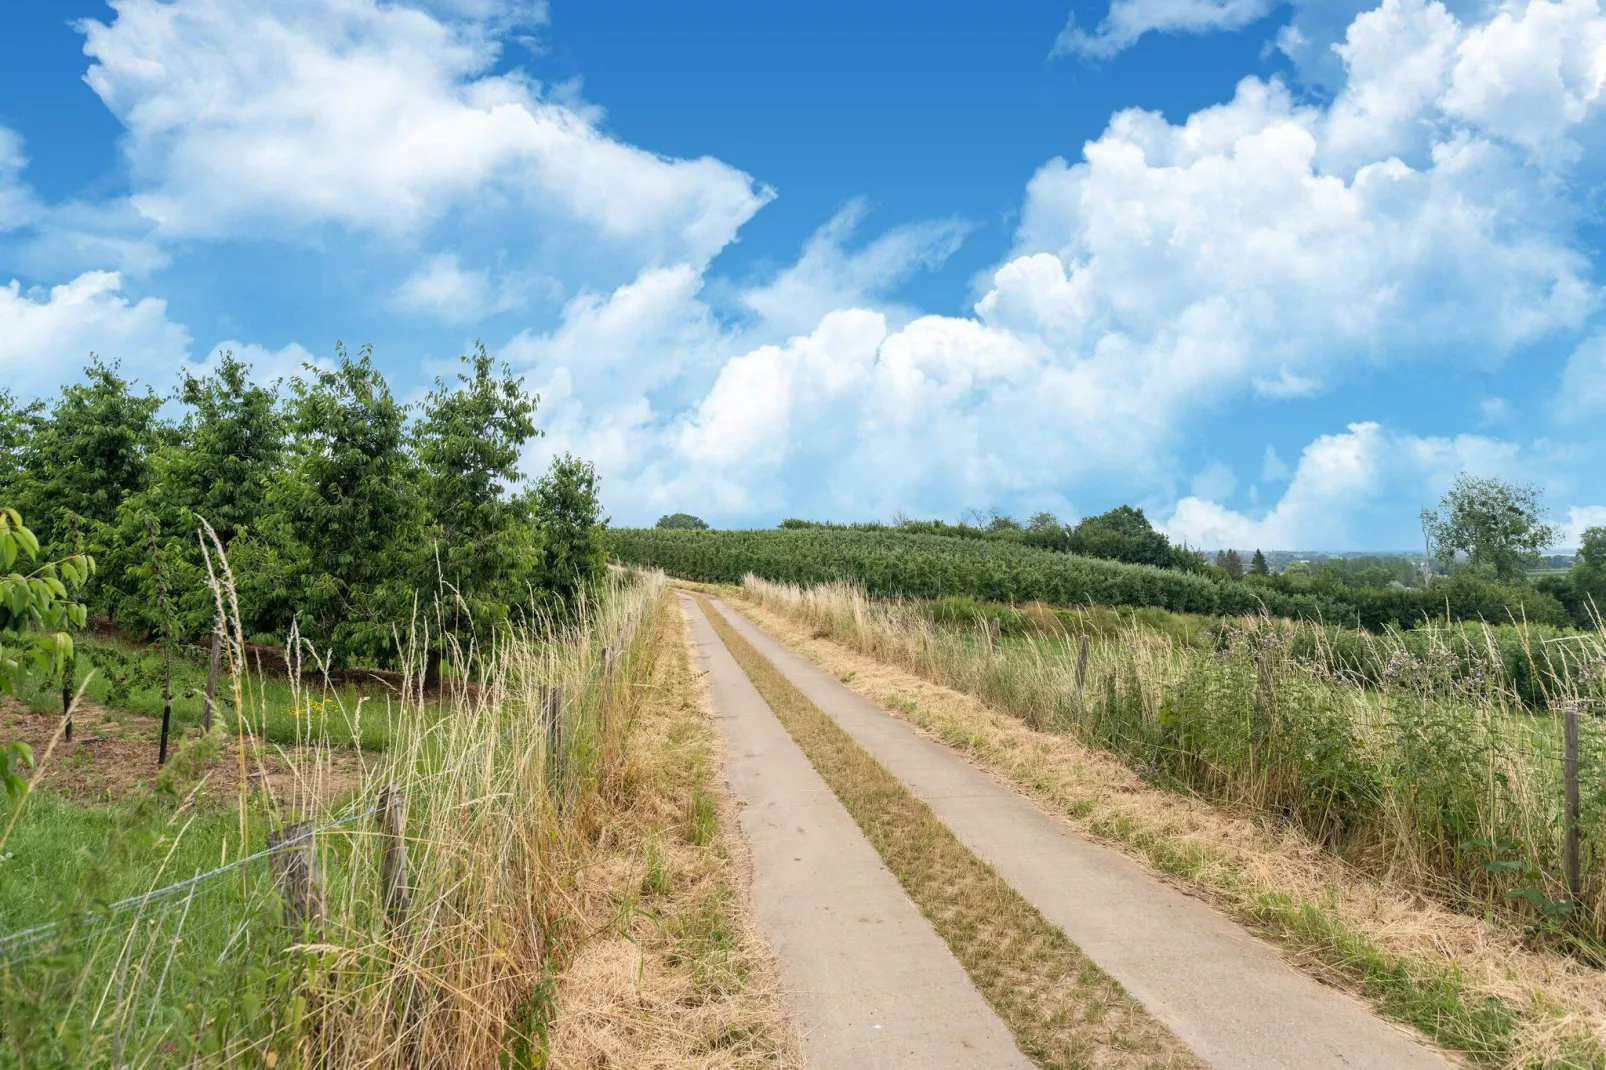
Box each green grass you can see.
[0,790,254,932]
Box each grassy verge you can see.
[728,587,1606,1070]
[693,594,1197,1070]
[545,588,799,1068]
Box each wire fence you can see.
[0,570,665,1067]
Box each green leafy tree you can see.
[1571,526,1606,620]
[533,454,607,611]
[414,346,542,675]
[1250,549,1270,576]
[12,360,165,626]
[0,390,43,499]
[106,353,285,637]
[0,507,93,797]
[1424,475,1559,581]
[11,359,163,546]
[656,513,708,530]
[265,345,423,665]
[1022,511,1071,552]
[1065,506,1173,567]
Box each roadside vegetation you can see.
[0,351,798,1066]
[725,583,1606,1068]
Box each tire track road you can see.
[681,594,1033,1069]
[709,596,1455,1070]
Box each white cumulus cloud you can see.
[1162,422,1522,549]
[0,271,193,398]
[78,0,771,268]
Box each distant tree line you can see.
[0,348,609,670]
[693,474,1605,630]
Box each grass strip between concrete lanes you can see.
[692,594,1199,1070]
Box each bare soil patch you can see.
[3,698,365,809]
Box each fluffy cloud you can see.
[0,128,38,232]
[510,0,1606,527]
[741,200,969,338]
[1053,0,1280,59]
[395,252,550,322]
[1559,329,1606,417]
[1162,422,1521,549]
[1562,506,1606,546]
[0,271,192,397]
[78,0,771,267]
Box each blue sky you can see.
[1,0,1604,549]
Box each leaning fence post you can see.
[986,617,1000,657]
[376,784,409,925]
[267,823,325,936]
[602,646,615,683]
[1565,701,1581,906]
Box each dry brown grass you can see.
[546,589,800,1069]
[722,585,1606,1068]
[694,593,1199,1070]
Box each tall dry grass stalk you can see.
[0,566,667,1067]
[742,575,1606,947]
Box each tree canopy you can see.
[1424,475,1558,581]
[656,513,708,530]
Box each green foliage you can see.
[262,344,424,665]
[103,352,286,637]
[1569,526,1606,624]
[656,512,709,530]
[1065,505,1173,567]
[1424,475,1560,581]
[1250,549,1269,577]
[533,454,607,609]
[8,358,162,552]
[0,506,93,798]
[609,526,1334,617]
[1215,548,1245,581]
[415,346,542,646]
[611,527,1575,633]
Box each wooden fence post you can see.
[202,626,222,734]
[602,646,615,683]
[1565,701,1581,905]
[267,823,325,936]
[541,685,565,792]
[986,618,1000,657]
[376,784,409,925]
[1074,635,1090,697]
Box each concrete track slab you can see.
[681,595,1032,1070]
[710,597,1454,1070]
